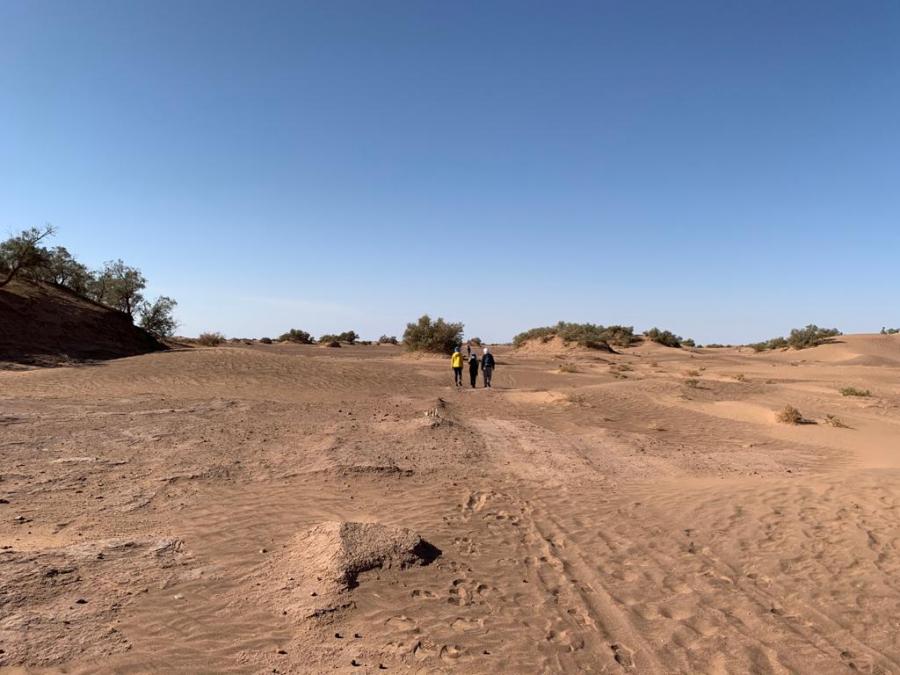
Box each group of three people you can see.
[451,344,496,388]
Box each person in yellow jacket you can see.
[450,348,463,387]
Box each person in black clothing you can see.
[468,352,479,388]
[481,347,496,388]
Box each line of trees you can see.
[0,225,178,338]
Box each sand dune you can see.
[2,339,899,673]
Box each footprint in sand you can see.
[610,643,635,669]
[412,639,437,661]
[385,615,417,632]
[450,617,480,632]
[440,645,463,663]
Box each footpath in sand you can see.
[2,336,899,673]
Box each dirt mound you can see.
[0,279,164,366]
[264,521,440,618]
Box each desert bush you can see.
[259,337,273,344]
[776,405,804,424]
[279,329,314,344]
[684,369,701,377]
[138,296,178,338]
[513,322,637,349]
[787,325,841,349]
[705,343,731,349]
[881,327,899,335]
[749,337,789,352]
[558,363,578,373]
[403,315,464,354]
[824,414,849,428]
[326,340,341,348]
[840,386,871,397]
[682,338,696,348]
[684,378,700,388]
[643,328,687,348]
[378,335,399,345]
[319,331,358,345]
[469,336,483,346]
[197,332,225,347]
[751,326,841,352]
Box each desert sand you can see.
[2,335,900,673]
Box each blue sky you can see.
[2,1,898,343]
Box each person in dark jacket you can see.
[468,352,479,388]
[481,347,495,388]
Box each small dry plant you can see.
[684,378,701,388]
[824,414,849,428]
[840,387,871,397]
[684,369,701,377]
[776,405,804,425]
[558,363,579,374]
[197,332,225,346]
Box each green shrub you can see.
[325,340,341,348]
[840,387,871,397]
[259,337,273,344]
[319,331,358,345]
[682,338,696,348]
[643,327,686,348]
[197,332,225,347]
[279,328,314,344]
[881,327,899,335]
[378,335,399,345]
[787,325,841,349]
[513,322,637,349]
[403,315,464,354]
[749,337,789,352]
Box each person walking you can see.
[481,346,495,388]
[468,351,479,388]
[451,348,463,387]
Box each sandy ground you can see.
[2,335,900,674]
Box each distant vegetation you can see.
[882,327,900,335]
[259,337,273,344]
[749,325,842,352]
[279,329,314,344]
[378,335,399,345]
[513,322,638,349]
[319,331,358,345]
[643,327,690,348]
[840,386,871,397]
[0,226,177,336]
[403,315,464,354]
[197,332,225,347]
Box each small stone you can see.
[75,598,88,604]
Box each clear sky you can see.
[2,1,898,344]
